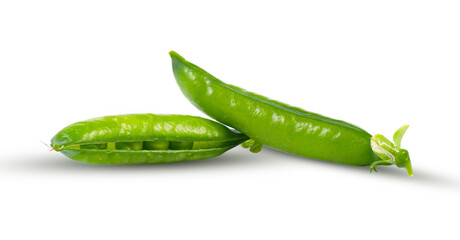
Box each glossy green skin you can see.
[170,52,379,166]
[51,114,248,165]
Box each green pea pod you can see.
[51,114,249,165]
[169,51,413,176]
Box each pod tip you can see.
[169,51,183,60]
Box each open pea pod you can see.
[51,114,248,165]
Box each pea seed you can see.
[143,140,170,150]
[169,141,193,150]
[115,142,143,150]
[80,143,107,149]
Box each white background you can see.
[1,1,459,239]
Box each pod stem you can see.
[370,125,413,176]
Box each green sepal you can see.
[370,160,394,173]
[370,125,413,176]
[249,142,263,153]
[393,124,409,148]
[241,139,263,153]
[241,139,255,148]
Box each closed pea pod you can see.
[169,51,412,175]
[51,114,248,165]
